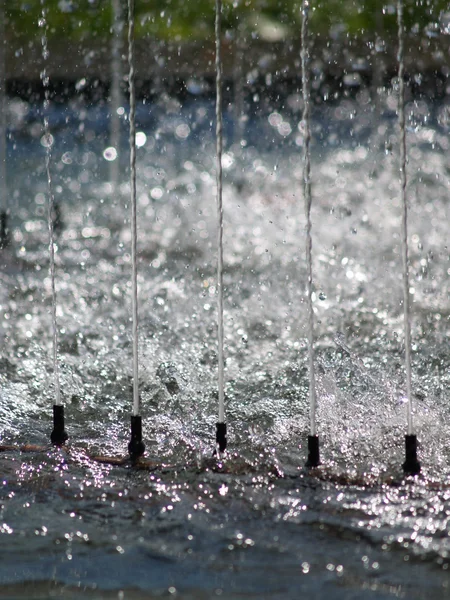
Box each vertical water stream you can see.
[127,0,140,419]
[0,0,8,249]
[215,0,225,431]
[301,0,317,439]
[40,1,61,407]
[397,0,414,436]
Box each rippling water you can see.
[1,90,450,598]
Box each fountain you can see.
[40,0,68,447]
[396,0,420,476]
[214,0,227,455]
[0,0,9,249]
[1,1,450,598]
[300,0,320,469]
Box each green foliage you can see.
[7,1,113,42]
[5,1,450,44]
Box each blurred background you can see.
[3,0,450,101]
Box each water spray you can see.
[301,0,319,469]
[397,0,420,476]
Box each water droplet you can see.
[135,132,147,147]
[103,147,118,161]
[40,133,54,148]
[175,123,190,139]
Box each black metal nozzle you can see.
[0,210,10,249]
[305,435,320,468]
[403,434,420,475]
[50,404,68,446]
[216,422,227,454]
[128,415,145,460]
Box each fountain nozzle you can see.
[128,415,145,460]
[216,422,227,454]
[305,435,320,468]
[0,210,10,249]
[51,404,68,446]
[403,434,420,475]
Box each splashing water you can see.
[39,0,61,407]
[397,0,413,436]
[2,89,450,598]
